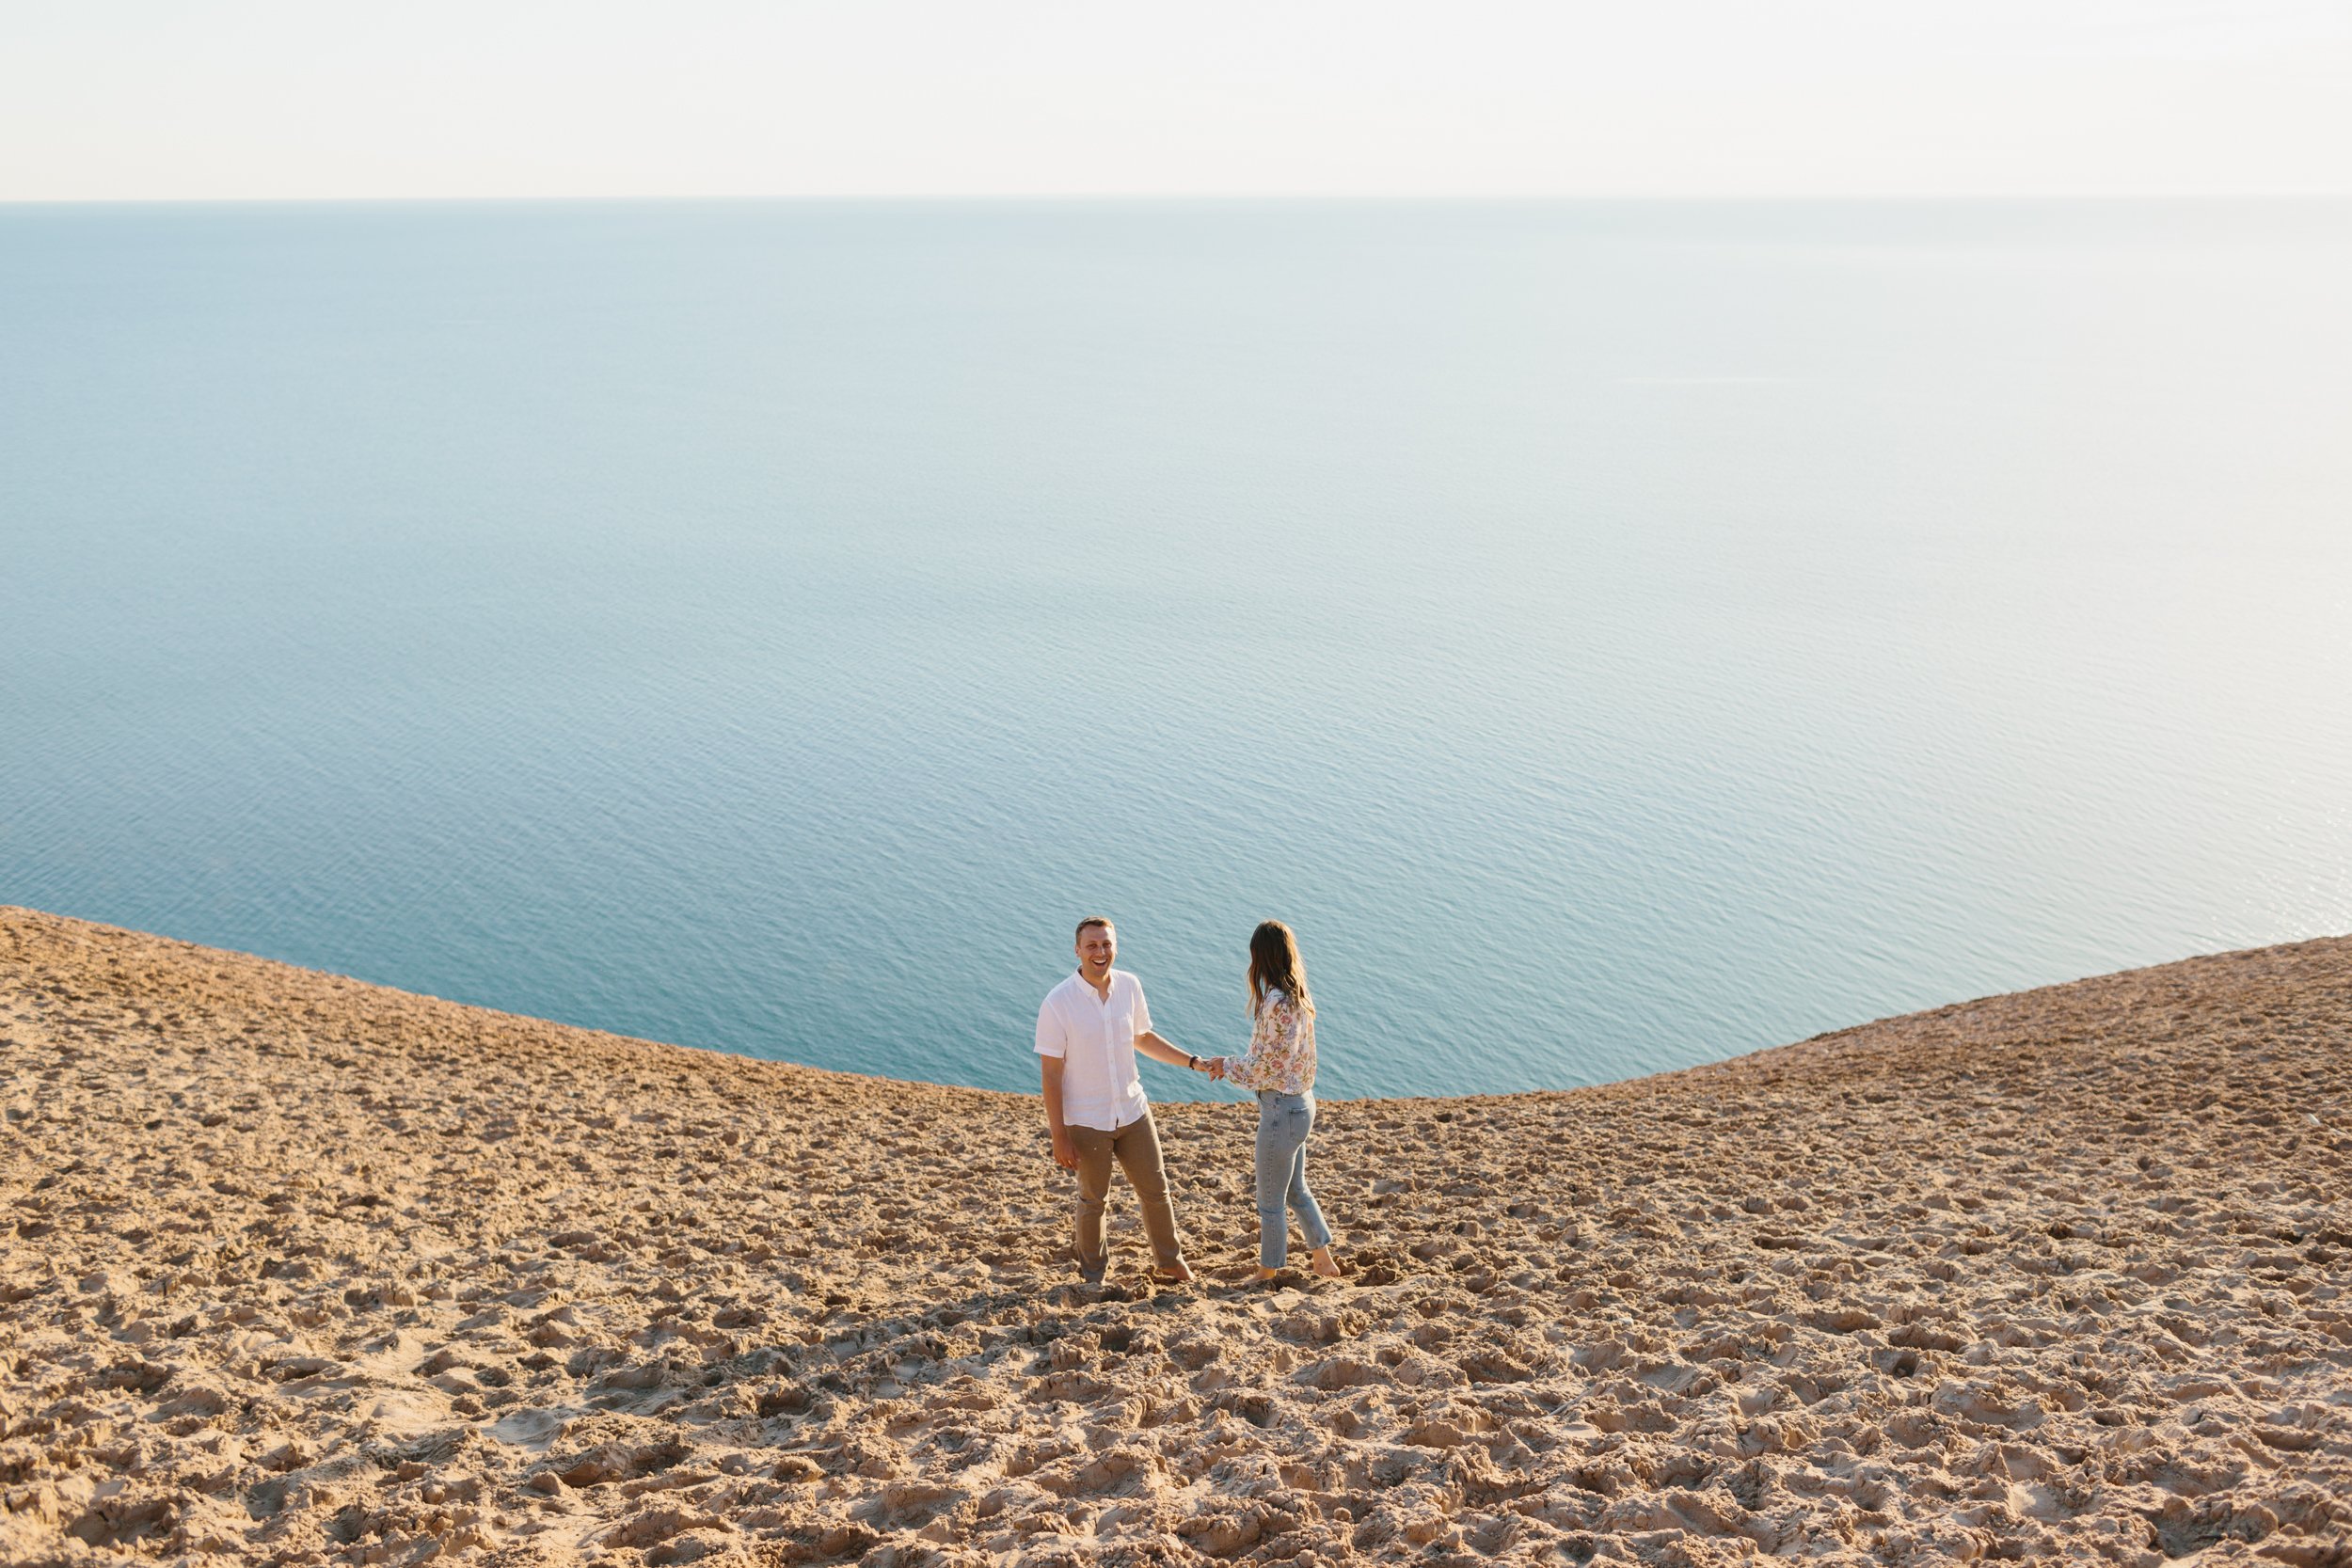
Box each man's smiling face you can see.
[1077,923,1117,978]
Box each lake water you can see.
[5,200,2348,1101]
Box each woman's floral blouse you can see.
[1223,989,1316,1095]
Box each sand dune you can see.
[3,906,2349,1566]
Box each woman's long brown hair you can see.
[1248,920,1314,1019]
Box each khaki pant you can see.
[1069,1110,1184,1273]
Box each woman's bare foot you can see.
[1258,1249,1341,1283]
[1149,1259,1195,1285]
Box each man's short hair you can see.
[1074,916,1115,941]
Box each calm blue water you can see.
[5,201,2349,1100]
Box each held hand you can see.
[1206,1056,1228,1082]
[1050,1129,1080,1170]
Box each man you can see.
[1036,917,1208,1284]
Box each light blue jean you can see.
[1255,1090,1333,1270]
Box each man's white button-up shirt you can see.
[1035,969,1152,1132]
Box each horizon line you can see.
[6,190,2352,209]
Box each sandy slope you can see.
[3,907,2349,1567]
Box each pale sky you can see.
[4,0,2349,200]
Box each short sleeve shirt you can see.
[1035,969,1152,1132]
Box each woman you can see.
[1211,920,1342,1280]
